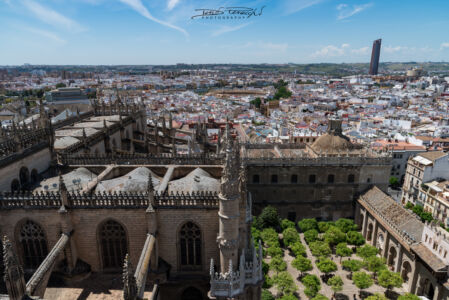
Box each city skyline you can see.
[1,0,449,65]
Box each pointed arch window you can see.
[180,222,202,268]
[99,220,127,269]
[19,220,48,269]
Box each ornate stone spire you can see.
[59,172,69,209]
[3,236,26,300]
[147,172,155,208]
[122,254,137,300]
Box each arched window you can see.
[271,175,278,184]
[180,222,202,268]
[328,174,335,184]
[252,174,259,184]
[11,179,20,192]
[291,175,298,184]
[19,220,48,269]
[309,174,316,184]
[19,167,29,187]
[99,220,127,269]
[348,174,355,183]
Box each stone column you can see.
[362,209,368,238]
[434,284,443,300]
[410,272,422,295]
[394,244,403,273]
[382,233,390,258]
[372,221,379,248]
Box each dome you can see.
[311,133,353,153]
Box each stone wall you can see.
[0,206,219,275]
[0,147,51,192]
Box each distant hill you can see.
[1,62,449,76]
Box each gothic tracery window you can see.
[180,222,202,268]
[99,220,128,269]
[19,220,48,269]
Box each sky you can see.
[1,0,449,65]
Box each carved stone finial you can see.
[122,254,137,300]
[3,236,26,300]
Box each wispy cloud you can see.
[337,3,373,20]
[284,0,325,15]
[384,45,406,53]
[441,42,449,50]
[22,0,86,32]
[167,0,180,11]
[351,46,369,55]
[118,0,188,36]
[211,23,250,37]
[23,27,66,43]
[311,44,349,57]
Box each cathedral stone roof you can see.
[168,168,220,193]
[35,167,97,192]
[310,133,353,153]
[95,167,160,193]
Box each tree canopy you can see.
[356,244,379,260]
[290,242,307,257]
[336,242,353,257]
[261,289,275,300]
[323,226,346,246]
[328,276,344,294]
[258,206,280,228]
[282,227,300,247]
[298,218,318,232]
[311,295,329,300]
[378,269,403,290]
[346,231,365,246]
[309,241,332,257]
[273,271,297,296]
[365,256,387,275]
[304,229,319,244]
[316,258,338,274]
[366,293,388,300]
[281,218,296,230]
[397,293,420,300]
[318,221,334,233]
[292,256,313,274]
[335,218,358,233]
[269,256,287,273]
[342,259,364,273]
[301,274,321,298]
[352,271,374,291]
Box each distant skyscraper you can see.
[369,39,382,75]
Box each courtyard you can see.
[253,207,420,300]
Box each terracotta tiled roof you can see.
[417,151,447,162]
[360,187,424,243]
[411,244,447,272]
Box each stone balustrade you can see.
[59,153,223,166]
[0,191,219,210]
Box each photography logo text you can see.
[191,6,265,20]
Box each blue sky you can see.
[1,0,449,65]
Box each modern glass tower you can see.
[369,39,382,75]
